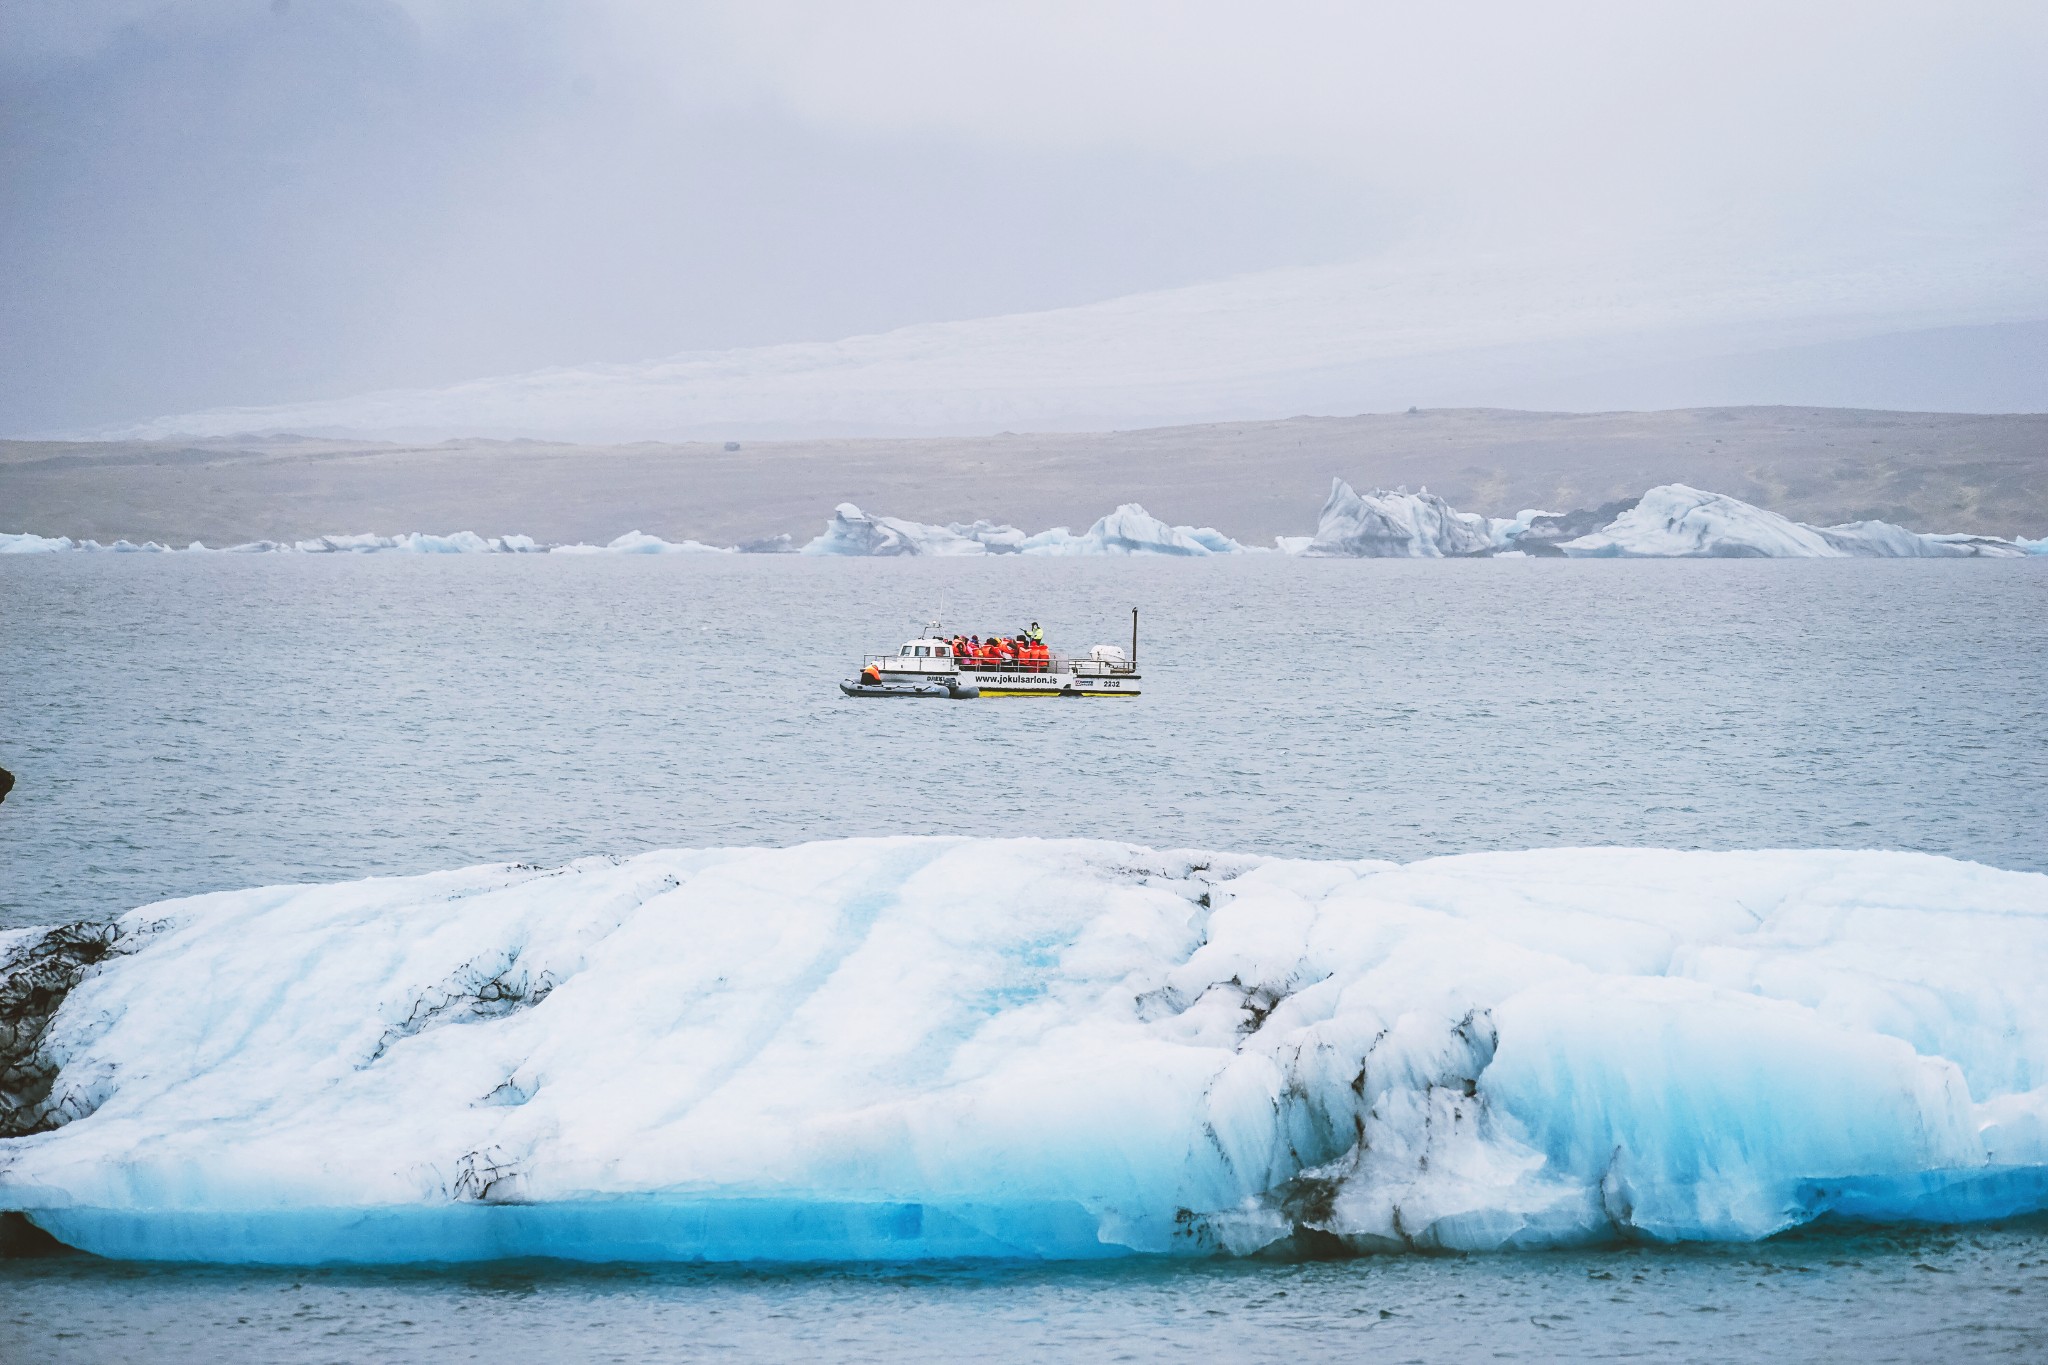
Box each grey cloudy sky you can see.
[2,0,2042,434]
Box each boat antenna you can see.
[1131,607,1138,664]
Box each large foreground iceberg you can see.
[5,839,2048,1265]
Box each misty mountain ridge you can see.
[72,231,2048,445]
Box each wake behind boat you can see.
[840,612,1144,699]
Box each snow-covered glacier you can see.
[5,838,2048,1265]
[801,503,1244,556]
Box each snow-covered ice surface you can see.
[5,838,2047,1265]
[1560,485,2035,559]
[801,503,1243,556]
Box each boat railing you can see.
[866,649,1138,675]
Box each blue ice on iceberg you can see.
[5,839,2048,1264]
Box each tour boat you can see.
[839,613,1144,699]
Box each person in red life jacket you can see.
[1001,636,1021,665]
[1030,640,1051,671]
[979,637,1003,666]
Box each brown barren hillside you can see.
[3,406,2044,546]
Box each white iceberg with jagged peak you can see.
[1560,485,2035,558]
[801,502,1243,556]
[1299,480,1510,557]
[5,838,2048,1265]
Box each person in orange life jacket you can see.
[979,637,1003,665]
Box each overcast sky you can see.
[3,0,2042,433]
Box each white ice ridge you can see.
[5,839,2048,1265]
[801,503,1245,556]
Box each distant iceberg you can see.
[1560,485,2035,558]
[548,531,732,555]
[1,530,726,555]
[801,502,1244,556]
[6,838,2048,1264]
[5,485,2038,562]
[1,532,188,554]
[1300,480,1507,557]
[255,531,547,554]
[1292,481,2043,559]
[801,504,1021,556]
[1020,504,1244,556]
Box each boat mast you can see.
[1131,608,1138,664]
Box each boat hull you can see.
[957,668,1141,698]
[839,679,979,699]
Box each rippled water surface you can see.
[4,555,2045,927]
[3,554,2046,1360]
[7,1225,2048,1363]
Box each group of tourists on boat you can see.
[947,621,1051,672]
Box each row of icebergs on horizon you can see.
[5,837,2048,1263]
[5,484,2043,559]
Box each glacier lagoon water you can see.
[3,553,2045,927]
[4,553,2048,1360]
